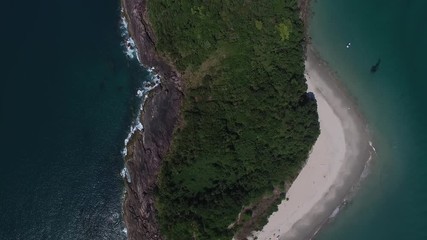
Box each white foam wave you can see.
[329,206,340,219]
[136,90,143,97]
[369,140,376,153]
[120,13,139,61]
[135,73,161,98]
[125,37,138,59]
[120,9,163,158]
[121,69,161,157]
[121,166,132,183]
[361,140,376,179]
[121,117,144,156]
[360,154,372,179]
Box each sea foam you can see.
[121,166,132,183]
[329,206,340,219]
[369,141,376,153]
[120,71,160,157]
[361,140,376,179]
[120,11,140,61]
[119,9,161,158]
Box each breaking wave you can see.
[120,10,140,62]
[119,9,161,181]
[121,69,160,157]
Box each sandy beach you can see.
[251,46,372,240]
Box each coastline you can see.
[120,0,183,239]
[252,46,373,240]
[119,0,373,239]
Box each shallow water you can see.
[310,0,427,239]
[0,1,150,239]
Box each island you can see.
[120,0,332,239]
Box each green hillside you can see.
[149,0,319,238]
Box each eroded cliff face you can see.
[121,0,182,239]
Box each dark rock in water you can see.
[371,58,381,73]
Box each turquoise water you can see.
[310,0,427,239]
[0,1,150,239]
[2,0,426,239]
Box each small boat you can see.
[370,58,381,73]
[346,42,351,48]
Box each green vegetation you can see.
[148,0,319,239]
[255,20,263,30]
[277,20,293,41]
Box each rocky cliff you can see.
[121,0,182,239]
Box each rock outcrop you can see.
[121,0,182,239]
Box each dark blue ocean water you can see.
[0,1,149,239]
[4,0,426,239]
[310,0,427,239]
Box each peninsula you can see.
[120,0,327,239]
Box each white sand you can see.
[251,48,370,240]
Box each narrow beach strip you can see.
[252,46,372,240]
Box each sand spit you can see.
[252,46,372,240]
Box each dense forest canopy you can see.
[148,0,319,239]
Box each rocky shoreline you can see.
[121,0,182,239]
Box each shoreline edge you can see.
[252,45,374,239]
